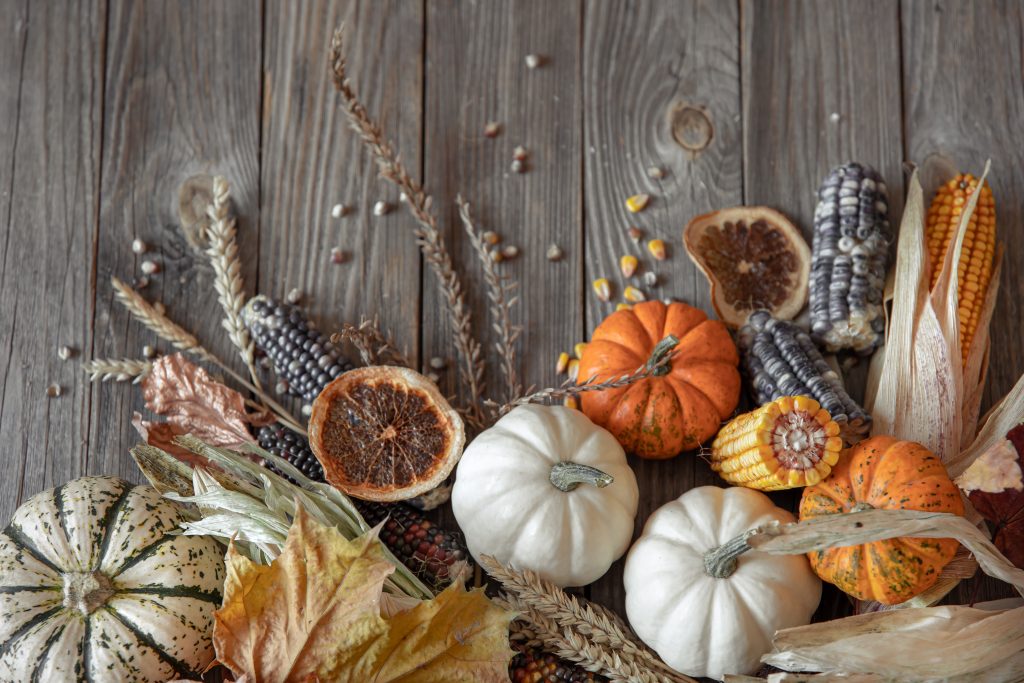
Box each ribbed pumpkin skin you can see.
[799,436,964,604]
[578,301,741,459]
[0,477,225,682]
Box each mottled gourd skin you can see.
[799,436,964,604]
[579,300,741,459]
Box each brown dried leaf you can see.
[141,353,258,449]
[969,425,1024,569]
[214,506,514,683]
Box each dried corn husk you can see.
[724,507,1024,681]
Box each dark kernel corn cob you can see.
[254,426,469,589]
[257,423,325,482]
[242,295,353,401]
[810,162,891,354]
[739,310,870,440]
[509,646,604,683]
[357,500,470,589]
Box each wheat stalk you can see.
[457,196,522,408]
[329,26,485,427]
[482,556,696,683]
[110,277,306,435]
[499,335,678,414]
[82,357,153,383]
[331,317,410,368]
[204,176,260,388]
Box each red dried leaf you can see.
[969,424,1024,569]
[139,353,258,449]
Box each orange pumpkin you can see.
[799,436,964,604]
[578,300,740,459]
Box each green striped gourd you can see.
[0,477,224,682]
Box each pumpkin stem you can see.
[851,502,875,512]
[645,335,679,377]
[63,571,115,615]
[703,530,756,579]
[549,462,614,492]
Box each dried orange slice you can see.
[308,366,465,502]
[684,206,810,328]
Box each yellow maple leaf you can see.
[213,505,514,683]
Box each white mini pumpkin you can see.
[0,476,225,682]
[452,404,639,587]
[624,486,820,680]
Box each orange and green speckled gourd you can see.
[578,300,741,459]
[799,435,964,604]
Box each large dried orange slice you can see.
[684,206,810,328]
[308,366,465,502]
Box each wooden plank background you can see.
[1,0,1021,624]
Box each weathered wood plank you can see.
[89,0,262,481]
[259,0,423,373]
[0,0,105,521]
[422,0,583,408]
[583,0,743,612]
[742,0,904,618]
[902,0,1024,605]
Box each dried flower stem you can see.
[82,357,153,384]
[110,277,305,436]
[482,556,695,683]
[329,27,485,427]
[458,196,522,407]
[331,317,410,368]
[501,335,678,413]
[205,176,260,388]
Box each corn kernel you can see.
[623,286,646,303]
[555,352,569,374]
[563,396,579,410]
[615,303,632,311]
[647,239,667,261]
[625,193,651,213]
[567,359,580,382]
[592,278,612,302]
[574,342,588,359]
[620,254,639,278]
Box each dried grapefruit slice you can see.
[308,366,465,502]
[684,206,810,328]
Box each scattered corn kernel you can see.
[482,230,501,245]
[564,396,579,410]
[615,303,632,311]
[625,193,651,213]
[620,254,638,278]
[592,278,612,302]
[647,239,666,261]
[555,352,570,374]
[623,286,646,303]
[627,226,644,241]
[546,244,564,261]
[567,359,580,382]
[574,342,588,359]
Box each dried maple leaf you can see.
[137,353,263,449]
[969,424,1024,569]
[214,506,514,683]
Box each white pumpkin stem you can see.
[646,334,679,377]
[703,530,757,579]
[549,462,614,492]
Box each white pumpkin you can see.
[452,404,639,587]
[624,486,820,680]
[0,476,225,682]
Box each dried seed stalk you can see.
[205,176,260,387]
[331,317,410,368]
[82,357,153,383]
[500,335,677,414]
[458,196,522,406]
[482,556,696,683]
[329,28,485,426]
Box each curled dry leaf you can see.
[214,506,514,683]
[135,353,269,451]
[968,424,1024,569]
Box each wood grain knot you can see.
[177,173,215,251]
[669,103,713,157]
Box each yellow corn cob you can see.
[710,396,843,491]
[925,173,996,366]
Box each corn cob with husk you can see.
[925,173,996,366]
[739,309,870,440]
[710,396,843,490]
[809,162,891,354]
